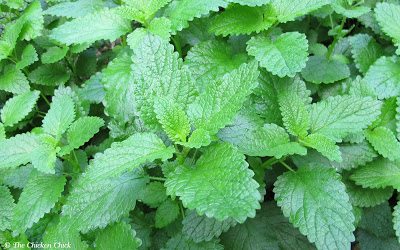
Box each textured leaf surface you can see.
[44,0,104,18]
[59,116,104,156]
[301,133,342,162]
[351,158,400,189]
[247,32,308,77]
[154,98,190,142]
[182,210,237,243]
[0,66,30,94]
[274,165,355,250]
[155,199,180,228]
[358,203,400,250]
[271,0,330,23]
[188,61,259,136]
[0,186,15,231]
[61,171,148,233]
[375,3,400,54]
[163,233,224,250]
[43,220,88,250]
[132,35,196,128]
[12,173,66,234]
[221,202,314,250]
[95,222,142,250]
[209,4,275,36]
[42,94,75,138]
[349,34,383,74]
[228,0,271,6]
[165,143,261,223]
[28,63,70,86]
[363,56,400,99]
[185,40,248,89]
[301,55,350,84]
[344,178,393,208]
[366,127,400,161]
[164,0,228,33]
[49,8,131,45]
[138,182,167,208]
[41,46,68,64]
[310,95,381,141]
[1,90,40,127]
[16,44,38,69]
[0,133,38,170]
[31,137,58,174]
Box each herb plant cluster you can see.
[1,0,400,249]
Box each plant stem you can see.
[279,160,295,172]
[149,176,167,182]
[41,93,51,106]
[179,202,185,219]
[326,17,347,60]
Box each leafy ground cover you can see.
[1,0,400,249]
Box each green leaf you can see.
[185,40,248,89]
[351,158,400,189]
[366,127,400,161]
[41,46,69,64]
[0,186,15,231]
[164,0,228,33]
[357,202,400,250]
[44,0,105,18]
[43,219,88,250]
[219,121,307,158]
[42,94,75,138]
[276,76,311,138]
[102,50,137,134]
[332,0,370,18]
[123,0,172,23]
[397,97,400,140]
[0,164,33,189]
[180,128,212,149]
[132,35,196,128]
[300,133,342,162]
[60,133,173,232]
[310,95,382,141]
[0,133,38,170]
[228,0,271,6]
[12,172,66,234]
[30,136,58,174]
[375,2,400,54]
[60,171,148,233]
[95,222,142,250]
[155,199,180,228]
[349,34,383,74]
[247,32,309,77]
[188,61,259,136]
[301,55,350,84]
[343,177,393,208]
[0,66,30,94]
[165,143,261,223]
[138,182,168,208]
[49,8,131,46]
[19,0,44,41]
[28,63,71,86]
[393,202,400,244]
[16,44,38,70]
[363,56,400,99]
[1,90,40,127]
[59,116,104,156]
[271,0,330,23]
[0,18,25,61]
[163,233,224,250]
[182,210,237,243]
[221,202,314,250]
[154,98,190,142]
[274,165,355,250]
[209,4,275,36]
[0,123,5,141]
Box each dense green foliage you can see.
[1,0,400,249]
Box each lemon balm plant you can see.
[1,0,400,249]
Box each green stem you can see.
[279,160,295,172]
[149,176,167,182]
[260,157,281,169]
[41,93,51,106]
[326,17,347,60]
[179,202,185,219]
